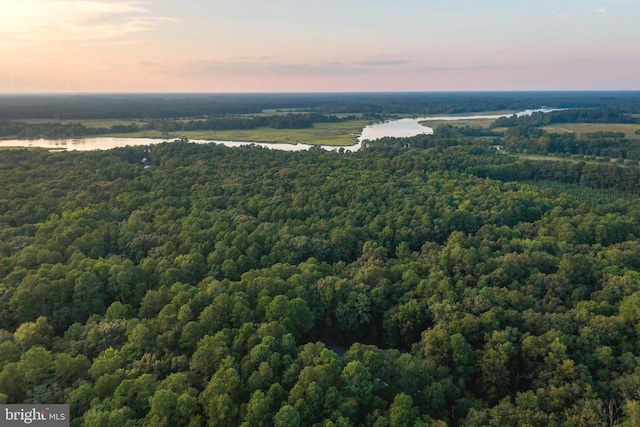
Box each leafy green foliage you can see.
[1,118,640,426]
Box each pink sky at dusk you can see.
[1,0,639,93]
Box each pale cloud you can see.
[146,58,507,90]
[2,0,639,92]
[357,60,411,67]
[414,64,491,74]
[162,58,414,78]
[181,60,365,76]
[0,0,171,44]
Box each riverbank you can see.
[0,109,560,152]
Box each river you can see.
[0,108,558,152]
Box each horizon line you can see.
[1,89,640,96]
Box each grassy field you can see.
[419,118,498,129]
[99,120,369,146]
[417,110,519,129]
[542,123,640,139]
[12,118,369,146]
[426,109,516,118]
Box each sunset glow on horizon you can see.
[1,0,639,93]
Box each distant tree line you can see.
[151,113,343,133]
[492,108,640,128]
[0,122,140,139]
[2,92,640,120]
[0,114,344,139]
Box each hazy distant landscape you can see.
[2,91,640,150]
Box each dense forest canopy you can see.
[1,93,640,426]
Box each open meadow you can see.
[419,117,498,129]
[101,119,369,146]
[542,122,640,139]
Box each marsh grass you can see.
[98,120,369,146]
[419,118,498,129]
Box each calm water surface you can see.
[0,137,322,152]
[357,108,558,142]
[0,109,558,152]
